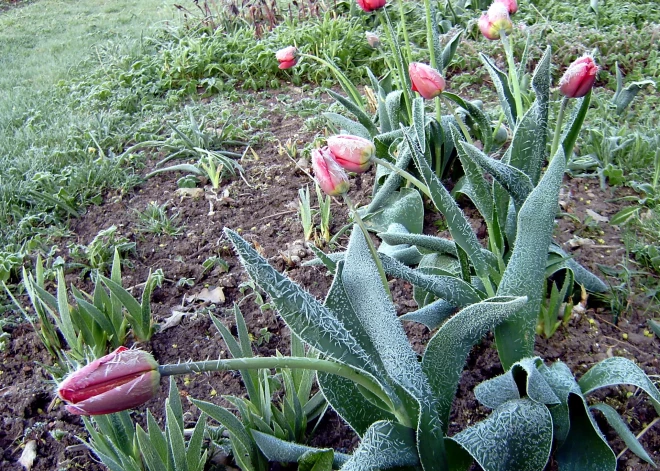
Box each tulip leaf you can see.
[561,90,591,158]
[441,30,463,73]
[444,93,493,153]
[422,296,527,430]
[590,403,657,467]
[367,145,412,213]
[452,130,494,223]
[363,187,424,234]
[378,231,457,257]
[299,449,335,471]
[224,228,377,374]
[495,147,565,370]
[136,425,167,471]
[252,430,350,467]
[147,411,170,467]
[385,90,404,130]
[341,421,420,471]
[547,245,608,292]
[400,298,456,330]
[406,127,491,281]
[449,398,553,471]
[327,90,379,137]
[412,97,427,153]
[323,112,371,140]
[480,53,517,126]
[578,357,660,412]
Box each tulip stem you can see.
[158,356,400,423]
[377,10,412,120]
[550,96,569,163]
[372,156,430,197]
[440,95,473,145]
[298,53,363,111]
[500,31,524,121]
[343,194,392,301]
[398,0,412,64]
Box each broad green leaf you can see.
[341,421,419,471]
[136,425,167,471]
[224,228,375,372]
[441,30,463,73]
[610,205,640,226]
[385,90,405,130]
[495,147,566,370]
[578,357,660,412]
[449,398,553,471]
[537,361,580,445]
[561,91,591,158]
[327,90,379,137]
[363,187,424,234]
[166,403,188,471]
[547,245,608,292]
[147,411,169,467]
[367,145,412,214]
[444,93,493,153]
[480,54,517,126]
[323,113,371,140]
[406,129,491,281]
[299,449,335,471]
[187,413,208,471]
[412,97,427,153]
[145,164,204,179]
[591,403,657,467]
[251,430,349,467]
[453,131,494,223]
[400,298,456,330]
[423,296,528,430]
[378,231,458,257]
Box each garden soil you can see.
[1,87,658,471]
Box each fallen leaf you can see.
[585,209,608,223]
[159,310,188,332]
[184,286,225,304]
[19,440,37,470]
[175,188,204,199]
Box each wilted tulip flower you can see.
[559,55,598,98]
[479,2,513,40]
[327,135,374,173]
[312,147,350,196]
[409,62,446,100]
[356,0,386,13]
[58,347,160,416]
[365,31,381,48]
[276,46,298,70]
[495,0,517,15]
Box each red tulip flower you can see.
[312,147,350,196]
[327,135,374,173]
[356,0,386,13]
[58,347,160,416]
[559,55,598,98]
[495,0,517,14]
[479,2,513,40]
[276,46,298,70]
[409,62,446,100]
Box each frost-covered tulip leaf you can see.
[251,430,349,467]
[406,128,491,281]
[441,30,463,73]
[136,425,167,471]
[224,229,374,372]
[449,398,553,471]
[480,54,517,127]
[444,93,493,153]
[612,79,655,115]
[536,361,579,444]
[367,145,412,213]
[412,97,427,153]
[648,319,660,338]
[342,227,447,469]
[385,90,404,131]
[548,244,607,292]
[378,231,458,257]
[422,296,527,429]
[341,421,419,471]
[363,187,424,234]
[495,147,565,370]
[505,46,551,186]
[379,254,482,307]
[318,371,395,436]
[400,298,456,330]
[457,141,533,210]
[299,449,335,471]
[413,254,460,307]
[561,91,591,158]
[323,113,371,140]
[327,90,379,137]
[555,394,616,471]
[578,357,660,412]
[377,223,423,265]
[591,403,657,467]
[475,358,559,409]
[452,129,493,223]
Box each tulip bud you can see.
[356,0,386,13]
[312,147,350,196]
[276,46,298,70]
[559,55,598,99]
[58,347,160,416]
[327,135,374,173]
[365,32,381,49]
[495,0,517,15]
[478,2,513,40]
[409,62,446,100]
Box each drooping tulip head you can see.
[478,2,513,40]
[312,147,350,196]
[559,55,598,98]
[276,46,298,70]
[409,62,446,100]
[58,347,160,416]
[327,135,374,173]
[356,0,387,13]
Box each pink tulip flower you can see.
[409,62,446,100]
[276,46,298,70]
[327,135,374,173]
[559,55,598,98]
[479,2,513,40]
[495,0,517,15]
[312,147,350,196]
[58,347,160,416]
[356,0,386,13]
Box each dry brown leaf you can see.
[19,440,37,470]
[184,286,225,304]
